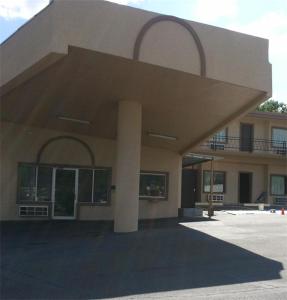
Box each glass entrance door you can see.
[52,168,77,219]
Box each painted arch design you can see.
[133,15,206,77]
[36,136,95,166]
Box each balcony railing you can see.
[200,136,287,156]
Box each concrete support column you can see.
[114,101,142,232]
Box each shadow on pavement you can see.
[0,219,283,299]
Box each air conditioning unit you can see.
[19,206,48,217]
[207,194,224,202]
[275,148,287,155]
[210,143,225,150]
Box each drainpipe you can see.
[208,158,214,218]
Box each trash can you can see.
[258,203,264,211]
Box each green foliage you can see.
[257,99,287,113]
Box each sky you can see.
[0,0,286,103]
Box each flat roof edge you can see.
[248,111,287,120]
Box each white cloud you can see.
[0,0,50,20]
[107,0,143,4]
[193,0,238,23]
[229,12,287,58]
[229,12,287,102]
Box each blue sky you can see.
[0,0,286,103]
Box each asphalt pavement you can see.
[1,211,287,299]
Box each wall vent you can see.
[207,194,224,202]
[19,206,48,217]
[210,143,225,150]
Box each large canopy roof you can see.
[0,0,271,154]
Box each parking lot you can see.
[1,211,287,299]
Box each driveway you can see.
[1,212,287,299]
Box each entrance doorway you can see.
[181,169,198,208]
[240,123,254,152]
[239,172,252,203]
[52,168,78,219]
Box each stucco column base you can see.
[114,101,142,233]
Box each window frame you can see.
[202,170,226,194]
[139,171,169,200]
[77,168,94,204]
[78,167,112,206]
[271,127,287,149]
[17,163,37,203]
[211,128,228,144]
[36,165,53,202]
[17,162,112,206]
[270,174,287,196]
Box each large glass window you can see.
[139,172,168,199]
[272,128,287,148]
[93,169,111,204]
[18,164,36,201]
[271,175,287,195]
[212,128,228,143]
[78,169,93,203]
[17,164,111,205]
[37,166,53,201]
[203,171,225,193]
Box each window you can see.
[37,166,53,201]
[212,128,228,143]
[18,164,36,201]
[17,163,111,205]
[270,175,287,196]
[272,128,287,148]
[18,164,53,202]
[78,169,93,203]
[69,168,111,204]
[93,169,111,204]
[139,172,168,199]
[203,171,225,193]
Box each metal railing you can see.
[200,136,287,156]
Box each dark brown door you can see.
[240,123,254,152]
[239,172,252,203]
[181,169,198,208]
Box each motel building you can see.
[0,0,273,232]
[182,111,287,210]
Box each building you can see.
[182,111,287,208]
[0,0,272,231]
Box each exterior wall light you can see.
[147,132,177,141]
[57,116,91,125]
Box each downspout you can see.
[208,158,214,218]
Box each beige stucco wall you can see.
[1,0,271,95]
[195,113,287,158]
[223,115,287,142]
[198,154,286,205]
[0,121,181,221]
[218,116,270,156]
[200,160,266,204]
[190,113,286,206]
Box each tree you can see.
[257,99,287,113]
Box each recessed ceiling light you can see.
[57,116,91,125]
[148,132,177,141]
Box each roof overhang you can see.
[183,153,224,167]
[1,46,268,154]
